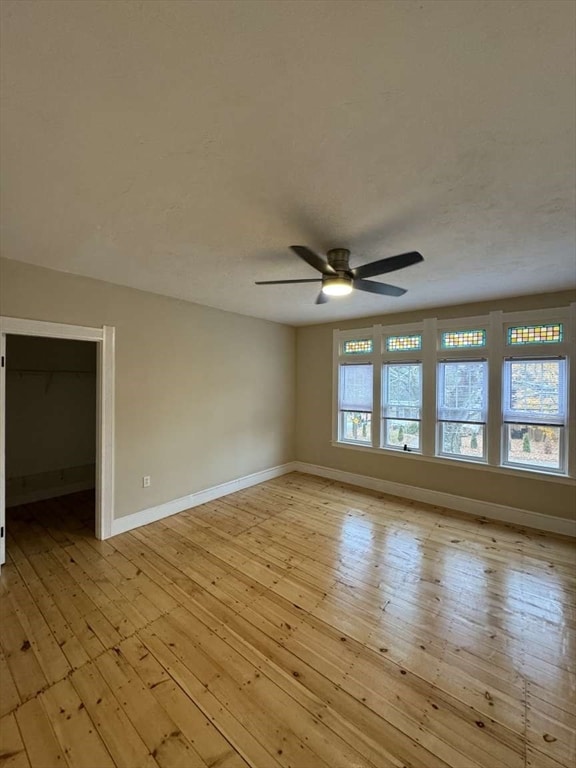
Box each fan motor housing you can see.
[327,248,351,273]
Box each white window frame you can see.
[436,359,488,463]
[338,362,375,446]
[500,311,571,475]
[382,362,423,452]
[334,327,377,446]
[332,304,576,481]
[380,326,424,453]
[435,317,489,464]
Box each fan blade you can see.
[255,278,322,285]
[351,251,423,279]
[291,245,336,275]
[353,279,406,297]
[315,291,329,304]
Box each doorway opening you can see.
[6,335,97,550]
[0,317,115,569]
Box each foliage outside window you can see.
[437,361,487,460]
[338,364,373,443]
[502,359,566,471]
[382,363,422,451]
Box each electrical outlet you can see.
[143,476,151,488]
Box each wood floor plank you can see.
[0,589,49,703]
[526,684,576,767]
[94,644,209,768]
[2,567,71,686]
[0,647,21,718]
[140,626,284,768]
[11,556,89,672]
[188,594,436,768]
[27,553,106,660]
[162,605,380,768]
[148,612,333,768]
[190,590,456,768]
[39,678,116,768]
[116,636,249,768]
[69,661,159,768]
[0,712,30,768]
[1,477,574,768]
[14,696,70,768]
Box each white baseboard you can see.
[6,480,95,508]
[292,461,576,538]
[111,462,297,536]
[109,459,575,539]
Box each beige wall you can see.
[0,258,296,520]
[2,256,574,525]
[296,291,576,521]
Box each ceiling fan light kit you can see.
[322,276,353,296]
[256,246,424,304]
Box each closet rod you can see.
[7,369,96,374]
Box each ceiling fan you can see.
[255,246,424,304]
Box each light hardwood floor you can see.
[0,472,574,768]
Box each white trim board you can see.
[111,459,575,539]
[111,463,295,536]
[0,317,103,341]
[292,461,576,538]
[0,316,115,558]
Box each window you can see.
[437,361,487,460]
[441,329,486,349]
[508,324,563,345]
[343,338,373,354]
[333,306,573,478]
[382,363,422,451]
[386,334,422,352]
[338,364,373,443]
[503,358,567,471]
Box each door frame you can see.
[0,316,115,565]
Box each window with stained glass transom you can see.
[386,334,422,352]
[507,324,563,345]
[441,330,486,349]
[343,339,373,354]
[333,306,573,478]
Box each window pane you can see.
[438,361,487,423]
[385,406,420,420]
[441,330,486,349]
[440,423,484,458]
[384,419,420,451]
[339,364,373,411]
[504,359,565,423]
[505,425,561,470]
[343,338,373,354]
[508,324,563,345]
[386,334,422,352]
[384,364,421,418]
[342,412,372,443]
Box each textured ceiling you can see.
[1,0,575,326]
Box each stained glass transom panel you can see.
[441,330,486,349]
[386,334,422,352]
[343,339,373,354]
[507,324,563,345]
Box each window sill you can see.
[331,441,575,485]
